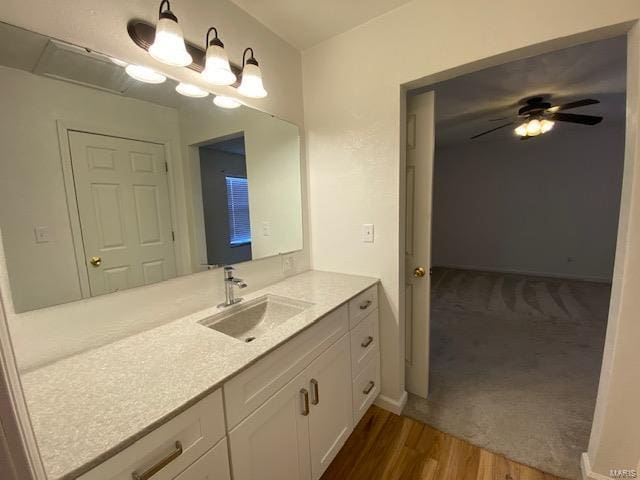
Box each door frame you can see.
[55,120,188,299]
[399,19,640,477]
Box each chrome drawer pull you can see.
[132,441,183,480]
[361,336,374,348]
[300,388,310,416]
[363,381,375,395]
[310,378,320,405]
[359,300,372,310]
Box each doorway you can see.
[402,36,627,479]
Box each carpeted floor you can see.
[403,267,610,480]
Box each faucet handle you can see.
[223,266,235,279]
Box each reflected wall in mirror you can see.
[0,22,303,313]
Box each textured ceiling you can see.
[228,0,414,50]
[411,36,627,148]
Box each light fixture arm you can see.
[206,27,223,47]
[242,47,258,67]
[158,0,177,21]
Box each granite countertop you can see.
[20,270,379,480]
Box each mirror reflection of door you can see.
[199,135,252,267]
[68,131,177,296]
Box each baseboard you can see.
[581,453,611,480]
[434,263,612,284]
[374,390,408,415]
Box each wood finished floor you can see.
[321,406,565,480]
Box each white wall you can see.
[302,0,640,477]
[432,124,625,282]
[0,66,188,312]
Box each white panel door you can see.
[307,335,353,480]
[68,131,176,296]
[404,91,435,398]
[228,368,311,480]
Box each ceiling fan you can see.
[470,96,603,140]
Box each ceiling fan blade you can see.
[470,122,514,139]
[550,112,603,125]
[550,98,600,112]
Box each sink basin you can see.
[199,294,313,342]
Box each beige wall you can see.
[302,0,640,476]
[432,124,625,282]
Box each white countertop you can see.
[20,270,378,480]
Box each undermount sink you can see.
[199,294,313,343]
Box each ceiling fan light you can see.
[202,43,236,85]
[125,64,167,84]
[541,119,555,133]
[148,1,192,67]
[526,119,542,136]
[175,82,209,98]
[514,123,528,137]
[213,95,242,109]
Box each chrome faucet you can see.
[218,266,247,308]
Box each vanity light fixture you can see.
[175,82,209,98]
[125,64,167,84]
[202,27,236,86]
[237,48,267,98]
[148,0,192,67]
[213,95,242,109]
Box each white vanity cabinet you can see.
[228,335,353,480]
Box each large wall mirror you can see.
[0,22,303,313]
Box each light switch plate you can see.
[262,221,272,236]
[362,224,374,243]
[34,226,50,243]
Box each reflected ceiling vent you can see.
[32,40,134,94]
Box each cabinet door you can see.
[173,438,230,480]
[228,370,311,480]
[307,335,354,480]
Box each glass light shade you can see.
[514,123,528,136]
[526,119,542,136]
[213,95,242,109]
[540,119,555,133]
[201,44,236,85]
[149,17,192,67]
[175,82,209,98]
[125,65,167,84]
[237,63,267,98]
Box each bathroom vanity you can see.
[19,272,380,480]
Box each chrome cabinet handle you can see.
[363,381,375,395]
[310,379,319,405]
[361,336,374,348]
[300,388,310,416]
[132,441,182,480]
[359,300,372,310]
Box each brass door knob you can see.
[413,266,426,278]
[89,256,102,267]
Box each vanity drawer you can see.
[349,308,379,378]
[224,304,348,429]
[352,353,380,425]
[78,390,225,480]
[172,437,230,480]
[348,285,378,329]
